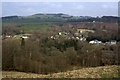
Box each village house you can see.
[50,36,54,39]
[89,40,102,44]
[75,36,86,41]
[22,35,30,39]
[6,35,12,38]
[58,32,62,35]
[105,41,111,44]
[80,37,86,41]
[105,40,117,45]
[110,40,117,45]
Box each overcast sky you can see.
[2,2,118,17]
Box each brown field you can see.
[2,65,120,78]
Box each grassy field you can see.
[2,65,119,78]
[20,25,51,30]
[77,29,95,33]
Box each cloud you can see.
[102,4,117,9]
[102,5,109,8]
[2,2,118,17]
[75,5,84,10]
[24,8,37,13]
[44,2,62,8]
[1,0,119,2]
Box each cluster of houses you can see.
[2,34,31,40]
[89,40,117,45]
[49,28,118,45]
[50,31,87,41]
[49,28,95,41]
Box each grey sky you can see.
[2,2,118,17]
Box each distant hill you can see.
[2,13,72,23]
[2,13,119,23]
[2,13,72,20]
[24,13,72,18]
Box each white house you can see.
[22,35,29,39]
[51,36,54,39]
[89,40,102,44]
[58,32,62,35]
[96,40,102,44]
[76,37,79,39]
[89,40,95,44]
[80,31,83,33]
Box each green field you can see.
[20,25,51,30]
[77,29,95,33]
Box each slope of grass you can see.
[2,65,119,78]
